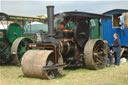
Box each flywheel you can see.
[84,39,107,70]
[7,23,23,43]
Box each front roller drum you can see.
[21,50,63,79]
[84,39,107,70]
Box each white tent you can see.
[24,22,48,33]
[0,24,7,29]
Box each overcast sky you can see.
[0,0,128,17]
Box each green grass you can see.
[0,62,128,85]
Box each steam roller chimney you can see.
[47,6,55,37]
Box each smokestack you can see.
[47,6,55,37]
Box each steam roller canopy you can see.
[21,50,63,79]
[84,39,107,70]
[11,37,33,64]
[7,23,23,43]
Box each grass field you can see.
[0,62,128,85]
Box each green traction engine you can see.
[0,13,43,64]
[0,23,32,64]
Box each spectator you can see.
[104,40,113,66]
[112,33,121,66]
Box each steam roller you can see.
[21,6,108,79]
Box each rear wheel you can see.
[84,39,107,70]
[11,37,33,64]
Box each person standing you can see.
[104,40,113,65]
[112,33,121,66]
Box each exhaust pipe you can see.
[47,6,55,37]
